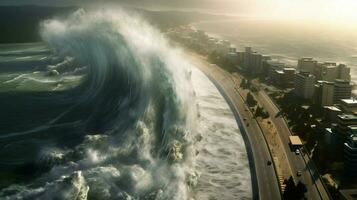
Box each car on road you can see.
[267,161,272,166]
[297,171,302,177]
[295,149,300,155]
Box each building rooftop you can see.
[338,114,357,120]
[267,60,285,67]
[296,72,315,78]
[335,79,351,84]
[227,52,237,56]
[323,62,337,66]
[300,57,314,61]
[325,128,333,134]
[289,136,303,146]
[348,126,357,132]
[317,80,333,84]
[347,133,357,147]
[324,106,342,112]
[349,133,357,140]
[325,65,337,69]
[341,98,357,105]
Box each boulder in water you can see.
[47,69,59,76]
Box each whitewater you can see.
[0,9,251,199]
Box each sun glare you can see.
[263,0,357,23]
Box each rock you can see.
[47,69,59,76]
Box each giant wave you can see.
[0,9,198,200]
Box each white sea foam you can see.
[0,8,251,200]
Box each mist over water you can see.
[195,19,357,86]
[0,9,251,200]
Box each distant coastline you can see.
[192,19,357,92]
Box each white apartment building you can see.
[321,81,335,106]
[294,72,316,100]
[298,57,317,74]
[338,64,351,81]
[340,98,357,113]
[334,79,352,104]
[321,63,338,82]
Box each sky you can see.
[1,0,357,25]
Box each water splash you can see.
[1,8,198,200]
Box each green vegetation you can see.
[283,176,307,200]
[207,51,237,73]
[271,90,344,178]
[240,78,251,89]
[255,106,270,119]
[274,91,322,147]
[246,92,257,107]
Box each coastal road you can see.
[189,54,281,200]
[256,90,331,200]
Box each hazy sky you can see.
[2,0,357,24]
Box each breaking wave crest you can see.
[0,9,198,200]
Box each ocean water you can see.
[0,9,251,200]
[194,19,357,85]
[192,68,252,199]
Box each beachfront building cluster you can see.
[166,26,357,179]
[293,58,356,179]
[166,26,232,56]
[166,26,270,74]
[294,72,316,99]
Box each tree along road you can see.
[256,89,331,200]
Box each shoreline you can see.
[198,64,259,200]
[186,51,281,199]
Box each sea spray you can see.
[0,8,198,200]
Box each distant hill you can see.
[0,6,231,44]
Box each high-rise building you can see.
[344,133,357,177]
[237,51,245,66]
[337,114,357,131]
[243,47,263,74]
[322,81,335,106]
[340,98,357,113]
[214,40,230,55]
[271,69,295,88]
[294,72,316,100]
[227,52,238,64]
[315,81,334,106]
[282,68,296,88]
[298,57,317,74]
[321,63,338,82]
[338,64,351,81]
[324,106,342,123]
[314,63,323,80]
[251,53,263,72]
[267,60,285,79]
[334,79,352,104]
